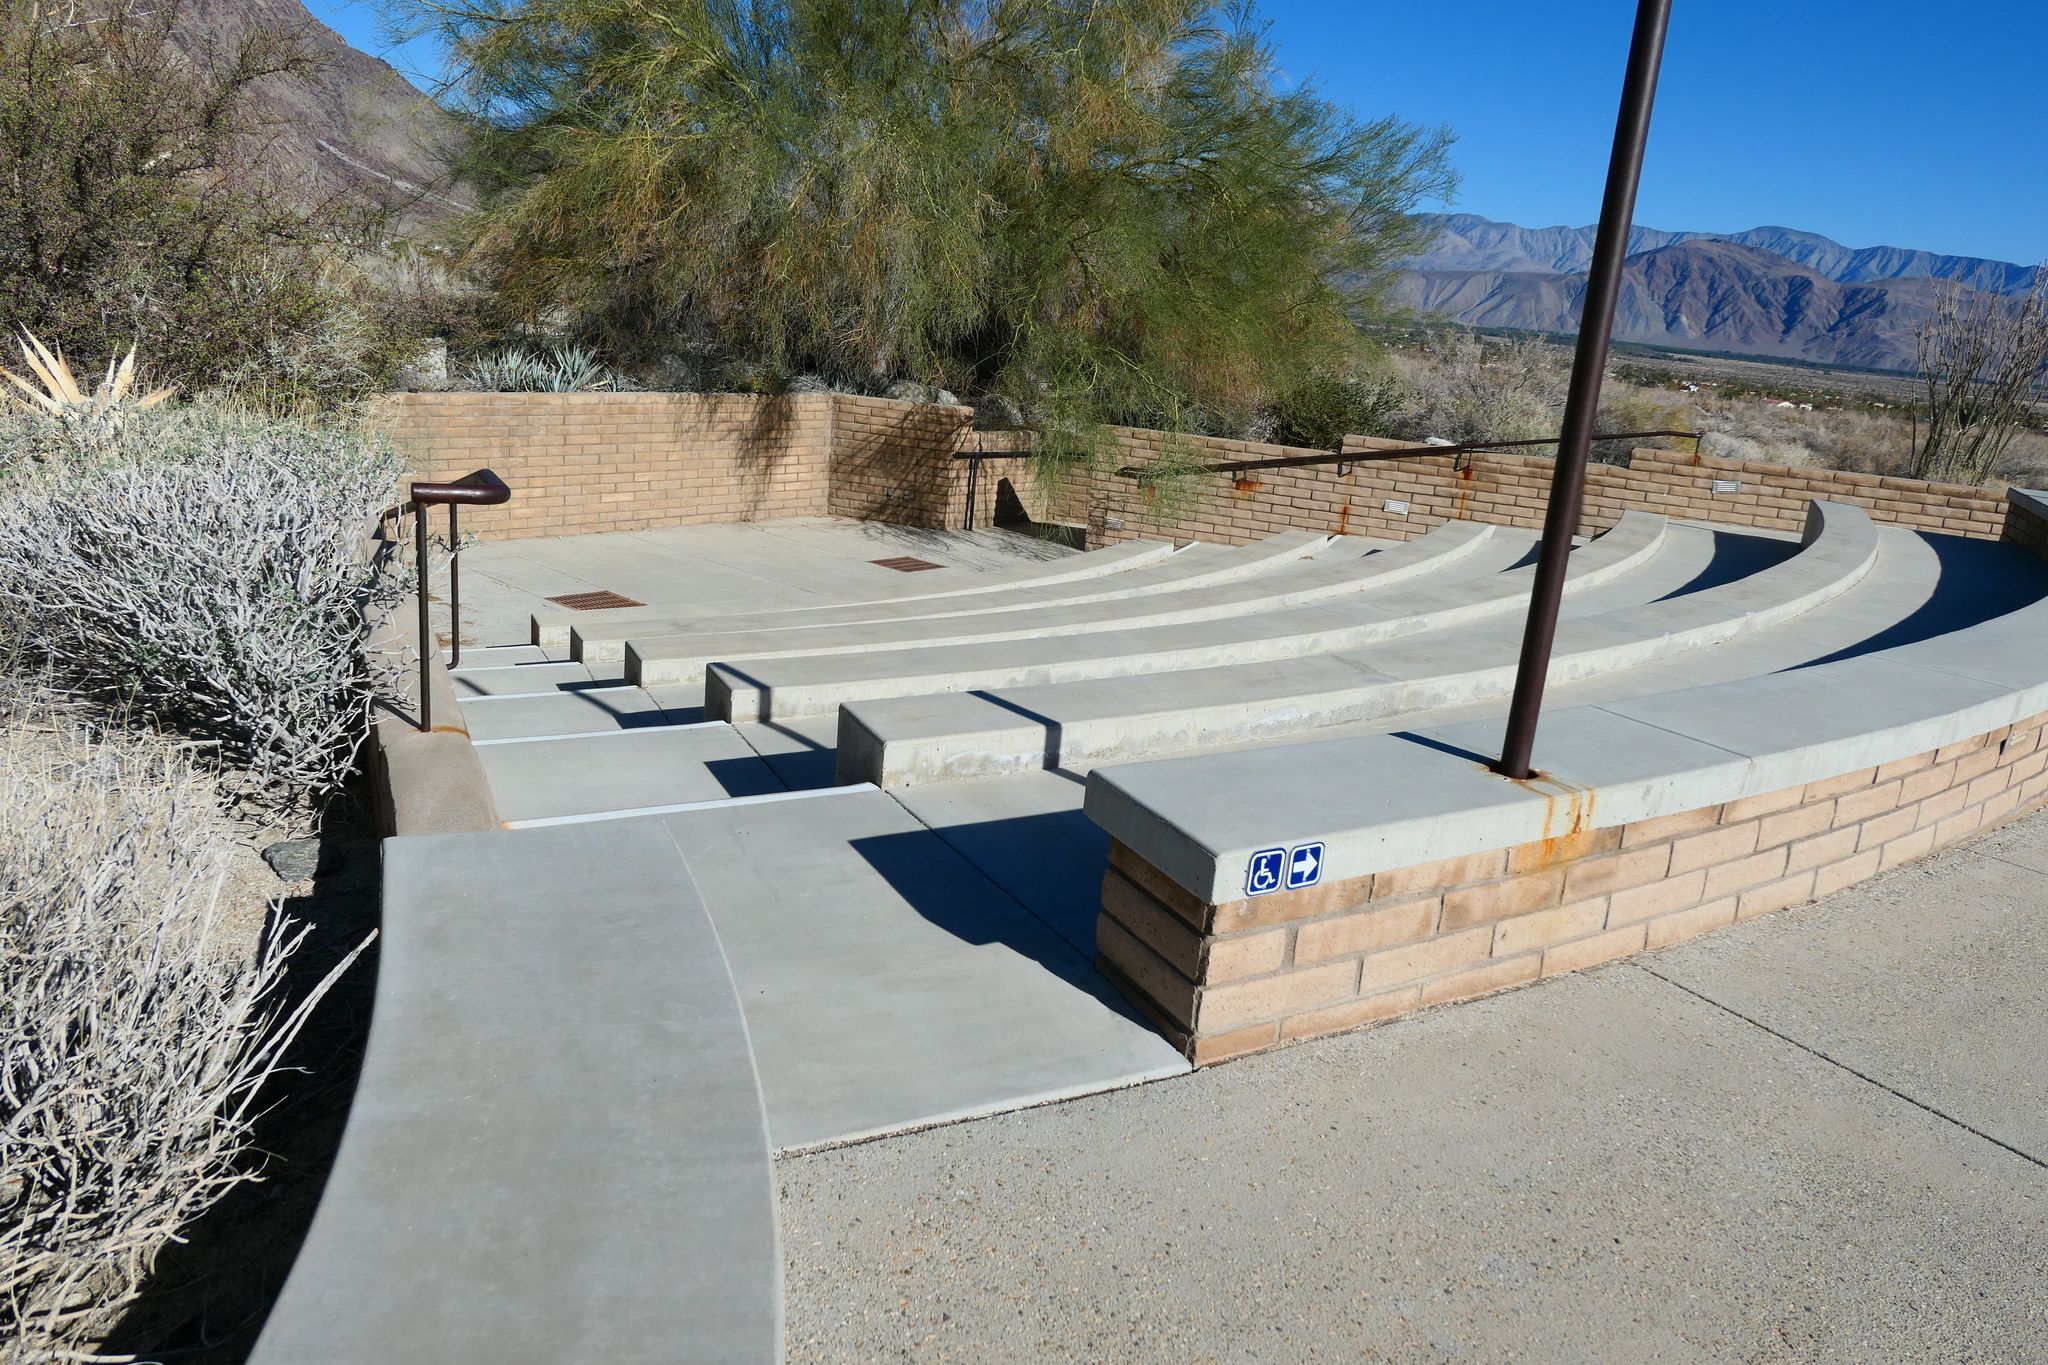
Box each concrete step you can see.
[529,537,1178,649]
[704,522,1650,721]
[623,522,1505,687]
[574,530,1341,664]
[448,660,620,698]
[475,723,787,824]
[441,643,557,667]
[835,505,1875,785]
[655,785,1188,1151]
[251,820,780,1364]
[456,686,681,741]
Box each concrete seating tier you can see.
[571,529,1341,664]
[830,506,1873,786]
[701,519,1638,722]
[1080,532,2048,1060]
[625,522,1509,689]
[527,536,1176,649]
[252,821,781,1364]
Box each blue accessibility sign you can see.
[1286,842,1325,890]
[1246,842,1325,897]
[1245,847,1287,897]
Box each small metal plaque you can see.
[871,557,945,572]
[1384,499,1410,515]
[1712,479,1741,494]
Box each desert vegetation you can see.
[0,337,395,1359]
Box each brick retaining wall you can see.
[1082,436,2012,549]
[368,391,2020,546]
[1098,714,2048,1064]
[368,392,834,540]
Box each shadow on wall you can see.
[724,392,806,478]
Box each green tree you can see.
[415,0,1454,472]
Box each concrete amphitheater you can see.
[250,397,2048,1361]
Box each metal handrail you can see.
[1112,429,1703,480]
[406,469,511,731]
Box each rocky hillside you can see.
[1400,214,2039,370]
[171,0,466,230]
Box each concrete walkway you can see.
[778,799,2048,1362]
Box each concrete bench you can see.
[625,522,1504,688]
[529,536,1180,649]
[252,821,781,1364]
[572,530,1335,664]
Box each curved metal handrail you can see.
[408,469,512,730]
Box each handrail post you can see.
[405,469,512,733]
[414,500,433,733]
[1493,0,1671,780]
[447,504,461,669]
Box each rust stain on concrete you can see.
[1498,770,1602,870]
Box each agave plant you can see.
[457,343,620,393]
[1,331,174,457]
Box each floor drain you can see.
[545,590,647,610]
[871,557,945,572]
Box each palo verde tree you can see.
[1910,270,2048,485]
[413,0,1455,477]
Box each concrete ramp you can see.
[253,821,780,1364]
[658,787,1189,1151]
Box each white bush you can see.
[0,407,402,814]
[1395,331,1569,447]
[0,687,367,1359]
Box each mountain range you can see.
[1397,213,2043,371]
[172,0,466,228]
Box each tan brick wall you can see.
[1098,713,2048,1064]
[368,392,835,540]
[1080,437,2014,549]
[368,391,2020,546]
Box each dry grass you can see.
[0,683,369,1363]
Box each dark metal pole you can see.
[1494,0,1672,779]
[414,504,432,733]
[447,504,461,669]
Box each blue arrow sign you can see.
[1286,842,1324,890]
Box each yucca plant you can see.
[0,331,174,457]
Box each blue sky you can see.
[306,0,2047,266]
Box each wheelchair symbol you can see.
[1245,847,1287,897]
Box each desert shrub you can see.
[0,685,367,1359]
[1396,332,1569,446]
[0,404,401,814]
[1270,374,1405,449]
[1593,388,1694,465]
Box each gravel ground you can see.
[780,803,2048,1363]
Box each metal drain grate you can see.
[544,589,647,610]
[871,556,945,573]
